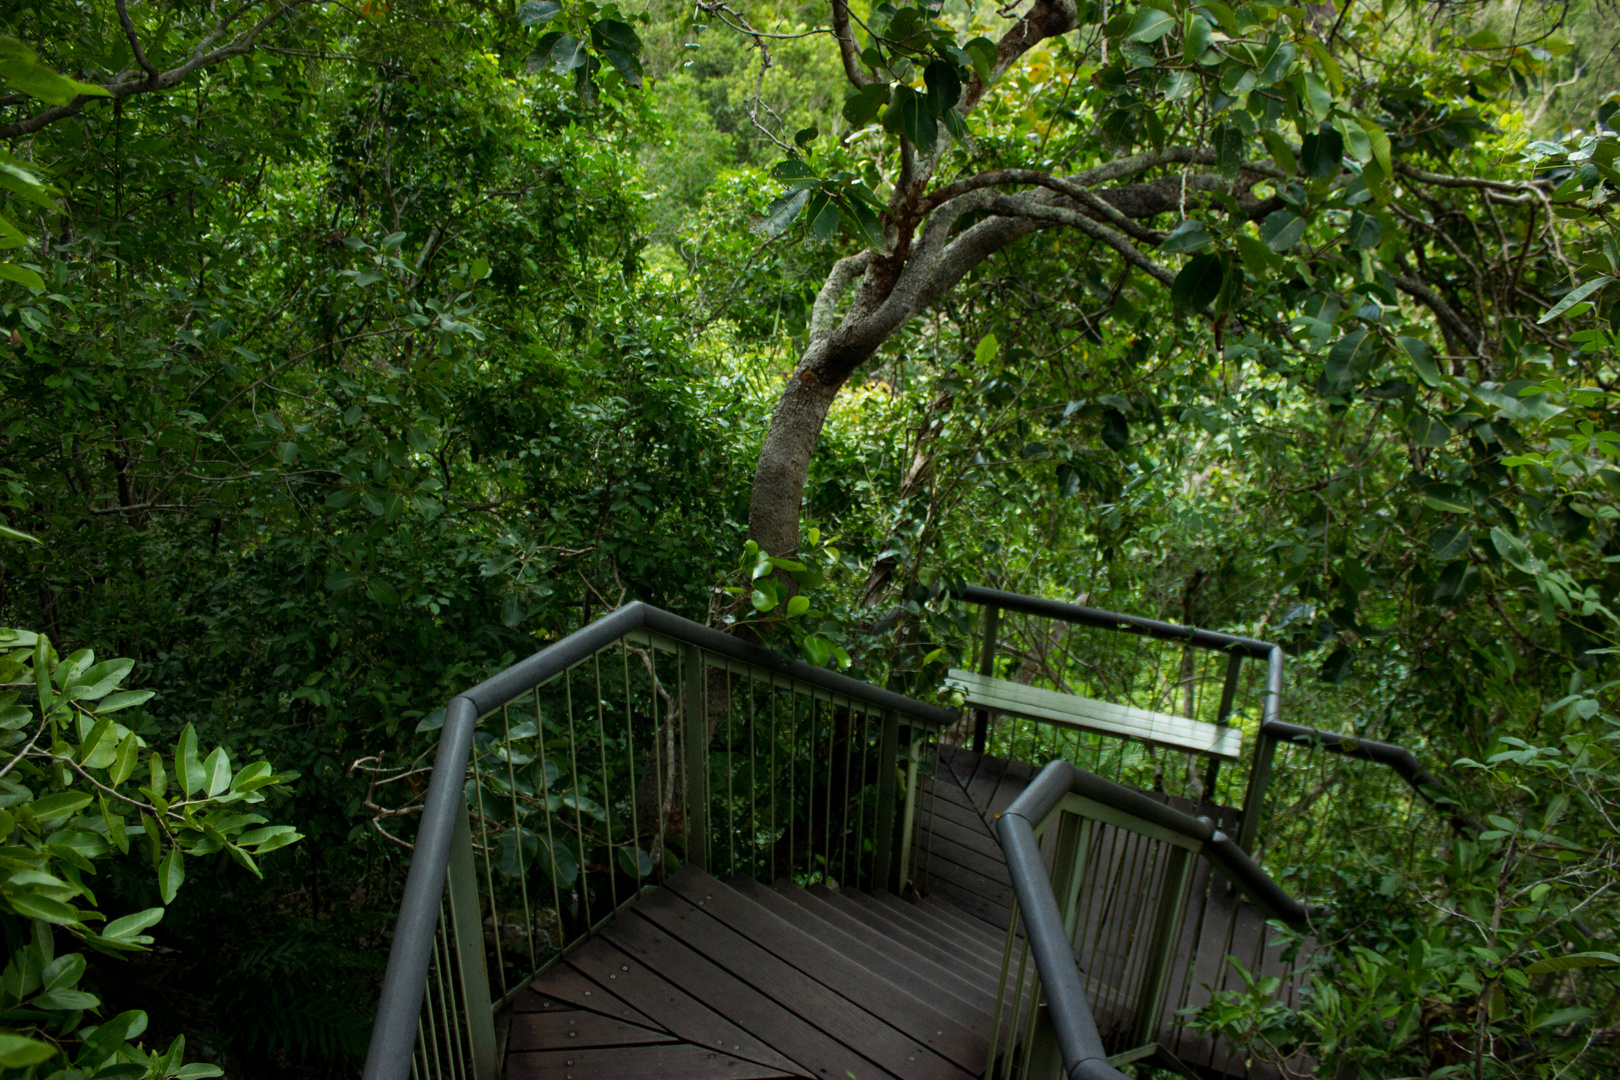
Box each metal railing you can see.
[360,602,955,1080]
[955,585,1470,870]
[987,760,1312,1080]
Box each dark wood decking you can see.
[912,746,1312,1077]
[504,864,1007,1080]
[500,750,1310,1080]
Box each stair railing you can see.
[989,759,1312,1080]
[360,602,956,1080]
[958,585,1469,864]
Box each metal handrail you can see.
[956,584,1470,850]
[361,601,957,1080]
[994,760,1313,1080]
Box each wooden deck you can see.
[498,749,1310,1080]
[912,746,1312,1077]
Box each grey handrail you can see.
[361,601,958,1080]
[995,760,1313,1080]
[957,584,1469,849]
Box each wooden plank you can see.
[664,869,990,1072]
[506,1043,797,1080]
[602,905,904,1080]
[918,896,1007,945]
[813,888,996,992]
[913,851,1014,911]
[511,989,585,1015]
[925,878,1012,931]
[770,883,998,1016]
[633,888,978,1080]
[733,878,996,1028]
[918,790,997,839]
[566,938,805,1076]
[920,825,1011,883]
[507,1011,674,1051]
[529,958,663,1030]
[867,893,1001,966]
[945,670,1243,759]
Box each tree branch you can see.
[987,194,1176,285]
[115,0,162,86]
[829,0,874,87]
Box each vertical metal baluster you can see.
[419,971,442,1078]
[820,694,834,884]
[621,643,642,891]
[489,706,514,989]
[432,909,464,1080]
[984,894,1018,1080]
[839,702,858,886]
[651,645,667,881]
[564,668,591,925]
[1000,936,1032,1080]
[592,650,617,911]
[788,686,798,878]
[853,706,871,889]
[531,687,566,949]
[749,670,760,879]
[769,679,779,880]
[411,1020,426,1080]
[726,662,737,879]
[470,727,505,992]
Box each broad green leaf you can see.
[1261,130,1297,175]
[0,36,110,105]
[1323,330,1377,395]
[1397,336,1442,386]
[1259,209,1309,253]
[0,262,44,290]
[1171,252,1225,315]
[1128,7,1177,42]
[549,34,586,74]
[1345,211,1382,250]
[1161,219,1213,254]
[204,746,231,797]
[1357,117,1393,179]
[1538,276,1613,323]
[785,595,811,617]
[0,1033,56,1068]
[1183,12,1212,58]
[95,689,154,714]
[1214,123,1244,180]
[750,587,778,612]
[883,84,935,153]
[1491,527,1534,570]
[1523,951,1620,975]
[975,332,999,366]
[964,37,998,83]
[176,724,204,797]
[76,716,112,766]
[30,791,92,823]
[842,83,890,128]
[1430,526,1471,562]
[1407,413,1450,447]
[756,189,809,237]
[923,60,961,116]
[847,201,886,250]
[6,893,82,925]
[158,845,184,904]
[1301,123,1344,179]
[517,1,561,26]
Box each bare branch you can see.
[115,0,162,85]
[987,194,1176,285]
[829,0,874,88]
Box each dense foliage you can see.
[1,0,1618,1076]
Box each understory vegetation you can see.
[2,0,1619,1076]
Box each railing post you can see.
[682,644,710,872]
[894,728,921,890]
[972,605,1000,755]
[1202,651,1244,801]
[1027,810,1088,1080]
[1129,843,1193,1049]
[872,711,900,893]
[1235,645,1285,851]
[446,801,499,1080]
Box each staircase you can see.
[508,864,1009,1080]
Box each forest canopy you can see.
[1,0,1619,1076]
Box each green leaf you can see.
[1183,12,1212,58]
[1261,130,1297,175]
[1523,951,1620,975]
[1171,252,1225,315]
[158,845,184,904]
[1397,336,1442,386]
[95,689,154,714]
[1430,526,1471,562]
[750,588,778,612]
[1357,118,1393,179]
[1345,211,1382,250]
[0,1033,56,1068]
[1491,527,1534,571]
[110,732,140,786]
[0,262,44,290]
[757,189,809,237]
[101,906,164,943]
[549,34,587,74]
[785,595,811,617]
[615,846,654,879]
[1323,330,1379,396]
[1300,123,1345,179]
[177,724,205,797]
[883,84,935,152]
[1319,646,1354,685]
[1161,219,1213,254]
[1214,123,1244,180]
[1407,413,1450,448]
[1128,7,1177,42]
[6,893,82,925]
[842,83,891,128]
[518,1,561,25]
[1259,209,1309,253]
[30,791,92,823]
[964,37,998,83]
[1538,276,1613,323]
[0,36,110,105]
[846,201,886,250]
[975,333,999,365]
[923,60,961,116]
[204,746,231,797]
